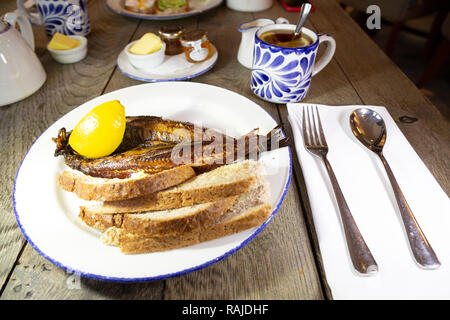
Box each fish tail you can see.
[230,126,288,162]
[53,128,71,157]
[259,125,289,152]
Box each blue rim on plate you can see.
[105,0,224,21]
[13,88,292,283]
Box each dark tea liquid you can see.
[260,30,313,48]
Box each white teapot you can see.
[0,12,46,107]
[237,17,289,69]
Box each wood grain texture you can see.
[1,245,163,300]
[1,0,448,301]
[0,5,50,291]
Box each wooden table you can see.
[1,0,448,300]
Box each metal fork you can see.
[299,106,378,274]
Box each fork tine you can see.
[310,106,319,145]
[307,106,317,146]
[314,106,327,146]
[302,107,310,145]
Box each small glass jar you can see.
[180,30,214,63]
[158,25,184,56]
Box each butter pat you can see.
[48,33,81,50]
[129,33,163,55]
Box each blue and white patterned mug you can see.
[251,24,336,103]
[17,0,90,36]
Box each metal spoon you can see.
[350,108,440,269]
[275,3,311,44]
[294,2,312,38]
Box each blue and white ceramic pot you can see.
[251,24,336,103]
[17,0,90,36]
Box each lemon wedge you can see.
[69,100,126,158]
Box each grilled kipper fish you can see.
[53,116,288,179]
[55,116,216,156]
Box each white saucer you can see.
[117,45,218,82]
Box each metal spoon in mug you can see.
[276,2,312,43]
[349,108,440,269]
[294,2,312,38]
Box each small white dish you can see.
[125,40,166,70]
[226,0,273,12]
[117,44,218,82]
[47,35,87,64]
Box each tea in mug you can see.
[260,30,313,48]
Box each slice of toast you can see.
[59,165,195,201]
[101,177,272,254]
[80,196,237,235]
[81,159,263,215]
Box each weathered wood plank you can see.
[1,245,164,300]
[0,0,140,298]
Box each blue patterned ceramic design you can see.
[251,25,336,104]
[21,0,90,36]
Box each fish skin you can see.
[61,143,179,179]
[53,117,289,179]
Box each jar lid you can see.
[180,30,208,46]
[158,25,184,39]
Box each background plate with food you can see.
[14,82,291,281]
[105,0,224,20]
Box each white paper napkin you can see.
[287,103,450,300]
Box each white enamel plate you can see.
[105,0,224,20]
[14,82,291,281]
